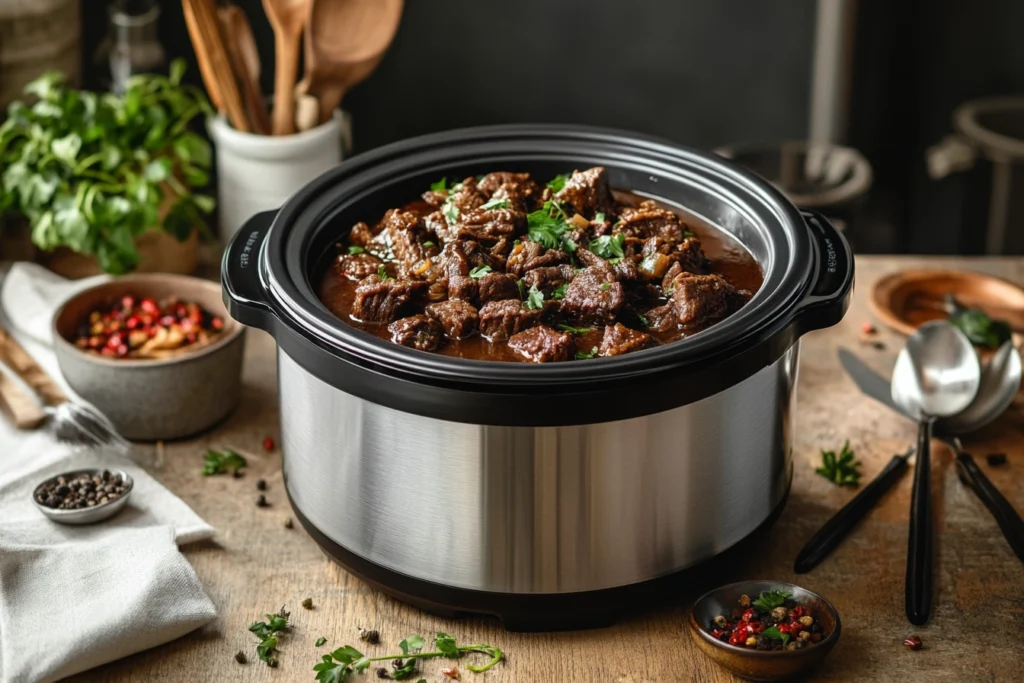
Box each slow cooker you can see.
[222,125,853,630]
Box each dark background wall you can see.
[79,0,1024,255]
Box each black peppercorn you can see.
[302,597,313,609]
[234,651,247,664]
[257,479,267,491]
[284,518,294,529]
[359,627,380,645]
[986,453,1008,467]
[256,494,269,508]
[376,668,390,679]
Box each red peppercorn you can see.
[211,317,224,330]
[904,635,922,650]
[121,295,135,309]
[140,298,159,315]
[861,322,876,334]
[263,436,275,451]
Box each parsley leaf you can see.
[760,625,791,645]
[377,264,394,281]
[435,632,459,658]
[481,197,510,210]
[637,313,649,327]
[316,636,328,647]
[600,282,612,291]
[443,201,459,226]
[683,228,695,238]
[575,346,598,360]
[594,211,606,223]
[202,448,246,476]
[551,283,568,300]
[527,208,568,250]
[422,240,435,249]
[546,173,569,192]
[392,660,418,679]
[557,324,594,335]
[947,295,1012,349]
[589,232,626,259]
[516,278,525,299]
[347,245,365,255]
[398,634,425,655]
[430,177,447,192]
[469,264,492,279]
[249,607,290,667]
[315,633,503,681]
[525,285,545,310]
[815,440,862,486]
[752,589,792,612]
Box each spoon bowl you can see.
[891,320,981,420]
[940,341,1022,434]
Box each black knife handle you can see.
[957,453,1024,562]
[794,451,911,574]
[906,421,933,626]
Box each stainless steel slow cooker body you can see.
[223,125,853,629]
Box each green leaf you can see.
[469,264,492,279]
[172,132,211,169]
[551,282,568,300]
[398,634,424,655]
[377,264,393,281]
[202,448,248,476]
[143,158,171,183]
[948,301,1012,349]
[392,660,418,680]
[422,240,435,248]
[169,58,186,85]
[815,441,861,487]
[348,246,365,255]
[329,645,364,665]
[760,625,791,645]
[575,346,598,360]
[443,201,459,226]
[430,177,447,192]
[481,197,510,211]
[526,204,570,250]
[557,324,594,335]
[752,589,791,612]
[594,212,606,223]
[51,134,82,164]
[546,173,569,193]
[192,194,215,214]
[316,636,327,647]
[23,71,64,100]
[589,232,626,259]
[525,285,545,310]
[435,632,459,658]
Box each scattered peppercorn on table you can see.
[67,256,1024,682]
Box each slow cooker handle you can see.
[793,209,855,334]
[221,210,276,331]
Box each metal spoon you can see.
[891,320,981,625]
[941,341,1022,434]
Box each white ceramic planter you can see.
[208,111,344,243]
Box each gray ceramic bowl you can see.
[52,274,246,441]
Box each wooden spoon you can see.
[300,0,404,124]
[262,0,308,135]
[183,0,250,132]
[219,4,271,134]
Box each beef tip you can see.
[425,280,448,302]
[479,299,544,340]
[425,299,480,339]
[643,302,677,332]
[421,189,449,208]
[425,178,488,244]
[476,272,520,304]
[506,239,568,276]
[437,241,470,279]
[477,172,531,195]
[616,200,690,243]
[349,221,375,248]
[462,240,507,272]
[613,259,639,281]
[351,275,426,324]
[447,177,486,213]
[639,235,707,281]
[508,325,574,363]
[554,166,616,219]
[388,314,443,351]
[559,266,625,325]
[335,252,383,281]
[478,172,543,213]
[668,272,750,330]
[574,247,636,281]
[377,209,429,271]
[456,208,526,244]
[672,237,709,275]
[522,264,575,295]
[598,322,656,357]
[661,261,683,290]
[448,275,477,301]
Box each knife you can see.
[837,347,1024,564]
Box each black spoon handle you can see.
[957,453,1024,562]
[793,449,912,574]
[906,420,933,626]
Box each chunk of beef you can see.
[643,303,678,332]
[447,177,486,213]
[349,221,375,248]
[456,208,526,244]
[598,322,656,357]
[421,190,449,208]
[672,237,709,274]
[554,167,616,219]
[425,299,480,339]
[351,275,426,324]
[462,240,507,272]
[661,261,684,290]
[388,314,443,351]
[448,275,477,301]
[335,252,383,281]
[522,264,575,295]
[668,272,750,330]
[377,209,429,271]
[574,247,637,281]
[479,299,544,340]
[638,235,707,281]
[478,172,543,213]
[559,266,625,325]
[508,325,574,363]
[616,200,689,243]
[506,239,568,276]
[476,272,520,304]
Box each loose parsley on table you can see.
[815,440,861,486]
[201,448,246,476]
[316,636,328,647]
[249,606,290,667]
[313,632,502,683]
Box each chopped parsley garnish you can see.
[399,634,425,655]
[600,282,612,291]
[525,285,545,310]
[947,295,1012,349]
[561,236,578,253]
[815,440,861,486]
[546,173,570,193]
[202,448,246,476]
[480,197,511,210]
[557,324,594,335]
[422,240,435,249]
[607,257,621,264]
[430,177,447,192]
[469,264,492,279]
[249,606,290,667]
[450,182,465,192]
[752,589,792,612]
[594,212,606,223]
[314,633,502,682]
[589,233,625,259]
[443,201,459,226]
[347,245,365,255]
[527,200,576,252]
[316,636,328,647]
[575,346,598,360]
[516,278,525,299]
[760,626,790,645]
[377,265,394,281]
[551,283,568,300]
[637,313,649,327]
[683,228,695,238]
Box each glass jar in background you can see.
[94,0,165,94]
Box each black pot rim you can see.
[223,124,853,424]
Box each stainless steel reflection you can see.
[280,345,799,594]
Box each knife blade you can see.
[837,348,910,419]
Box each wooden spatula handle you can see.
[0,327,67,407]
[0,366,46,429]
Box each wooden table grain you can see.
[69,256,1024,683]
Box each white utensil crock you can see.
[208,110,344,243]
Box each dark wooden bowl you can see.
[688,580,841,682]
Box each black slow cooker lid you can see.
[224,125,852,425]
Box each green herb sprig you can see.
[575,346,598,360]
[815,440,861,486]
[0,60,214,274]
[946,295,1012,349]
[429,177,447,192]
[525,285,545,310]
[480,197,510,211]
[201,448,246,476]
[313,632,502,683]
[760,625,791,645]
[589,233,625,259]
[249,606,290,667]
[527,200,577,252]
[557,324,594,335]
[546,173,569,193]
[469,264,492,279]
[752,589,791,613]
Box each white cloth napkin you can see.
[0,263,217,683]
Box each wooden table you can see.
[72,256,1024,683]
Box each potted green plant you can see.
[0,59,214,276]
